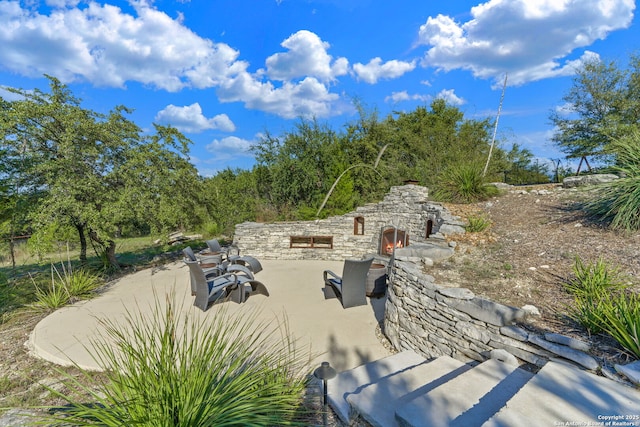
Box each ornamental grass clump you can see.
[39,295,311,426]
[586,131,640,232]
[29,262,102,311]
[434,163,499,204]
[597,291,640,359]
[563,256,629,335]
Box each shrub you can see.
[40,296,311,426]
[465,215,492,232]
[29,262,102,311]
[598,291,640,359]
[434,163,500,203]
[563,256,629,334]
[586,131,640,231]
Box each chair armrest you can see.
[323,270,341,283]
[227,264,254,279]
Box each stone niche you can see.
[232,184,466,261]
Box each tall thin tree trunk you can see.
[89,229,119,271]
[483,73,508,178]
[75,222,87,264]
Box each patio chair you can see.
[323,258,374,308]
[184,259,243,310]
[226,263,270,300]
[231,255,263,274]
[205,239,240,262]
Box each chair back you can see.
[183,246,198,261]
[206,239,223,253]
[184,258,207,296]
[339,258,374,308]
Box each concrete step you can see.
[395,358,534,427]
[482,360,640,427]
[341,353,473,427]
[327,350,430,424]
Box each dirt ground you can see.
[1,183,639,423]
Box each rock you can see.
[562,173,619,188]
[395,243,454,263]
[500,325,529,342]
[528,335,599,371]
[521,305,541,317]
[544,333,591,352]
[614,360,640,386]
[490,349,519,366]
[437,287,475,300]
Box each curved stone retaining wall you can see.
[384,260,600,371]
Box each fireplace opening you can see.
[380,227,409,256]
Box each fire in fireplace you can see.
[380,227,409,256]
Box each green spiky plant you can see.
[597,291,640,359]
[434,163,500,204]
[36,294,312,426]
[563,256,629,335]
[587,131,640,231]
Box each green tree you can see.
[1,77,203,270]
[550,54,640,162]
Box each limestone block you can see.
[490,349,519,366]
[544,333,591,352]
[500,325,529,342]
[437,287,475,300]
[529,335,599,371]
[614,360,640,386]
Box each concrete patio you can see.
[28,259,392,372]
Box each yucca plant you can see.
[37,295,312,426]
[563,256,629,334]
[586,131,640,231]
[434,163,499,204]
[597,291,640,359]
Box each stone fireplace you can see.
[233,184,466,261]
[379,227,409,256]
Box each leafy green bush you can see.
[563,256,629,334]
[41,297,311,426]
[586,131,640,231]
[598,291,640,359]
[465,215,492,232]
[434,163,499,203]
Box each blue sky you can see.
[0,0,637,176]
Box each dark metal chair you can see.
[323,258,374,308]
[183,259,243,310]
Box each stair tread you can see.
[327,350,429,423]
[346,355,470,427]
[482,360,640,427]
[395,359,534,427]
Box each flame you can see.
[385,240,404,254]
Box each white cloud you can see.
[417,0,635,85]
[435,89,465,106]
[204,135,256,167]
[217,72,342,119]
[265,30,349,82]
[385,91,430,103]
[0,2,244,91]
[384,88,464,105]
[155,103,236,133]
[206,135,252,153]
[353,57,416,84]
[0,3,346,119]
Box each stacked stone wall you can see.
[233,185,465,261]
[384,260,600,371]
